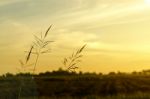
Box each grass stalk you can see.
[32,53,39,75]
[63,44,86,72]
[18,25,53,99]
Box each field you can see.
[0,70,150,99]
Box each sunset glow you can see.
[0,0,150,74]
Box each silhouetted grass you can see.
[17,25,53,99]
[63,44,86,72]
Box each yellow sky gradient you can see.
[0,0,150,74]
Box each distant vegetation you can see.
[4,25,149,99]
[15,25,89,99]
[0,69,150,99]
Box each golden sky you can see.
[0,0,150,74]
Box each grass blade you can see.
[78,44,86,53]
[26,45,34,63]
[44,25,52,38]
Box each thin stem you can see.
[18,80,22,99]
[31,54,40,99]
[32,53,40,75]
[18,64,26,99]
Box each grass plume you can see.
[31,25,54,74]
[63,44,87,72]
[18,25,53,99]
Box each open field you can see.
[0,70,150,99]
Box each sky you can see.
[0,0,150,74]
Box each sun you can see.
[145,0,150,5]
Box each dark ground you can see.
[0,70,150,99]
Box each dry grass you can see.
[18,25,53,99]
[63,44,86,72]
[18,25,53,73]
[17,25,87,99]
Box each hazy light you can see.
[145,0,150,5]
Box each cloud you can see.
[1,0,150,73]
[0,0,21,6]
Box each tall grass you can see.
[63,44,86,72]
[31,25,53,74]
[18,25,53,99]
[17,25,87,98]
